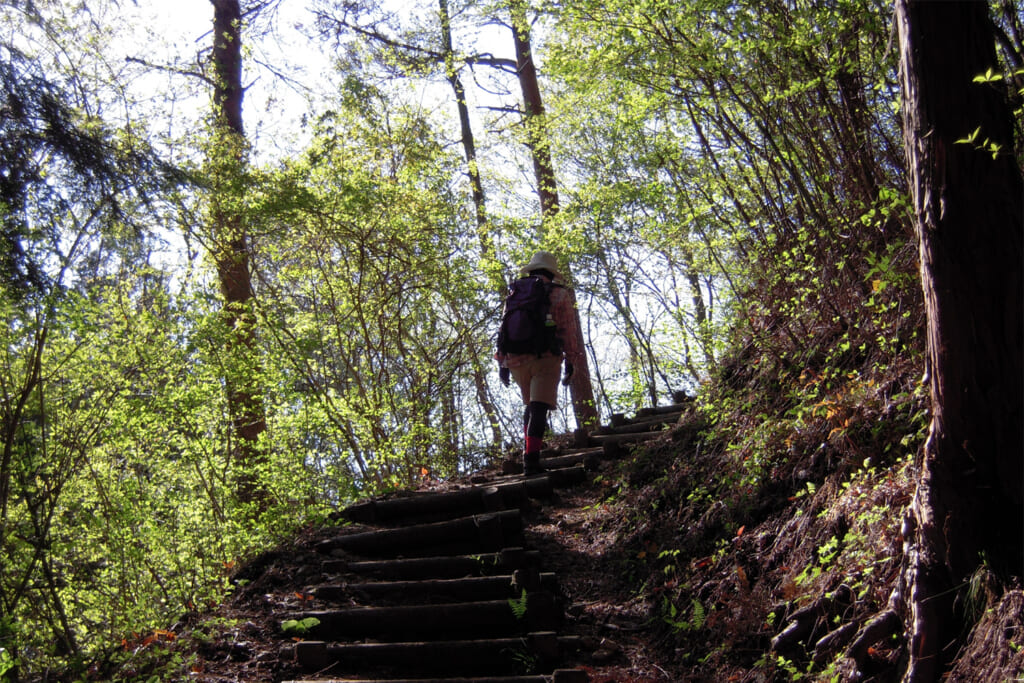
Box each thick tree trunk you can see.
[509,0,559,219]
[210,0,267,505]
[896,1,1023,679]
[509,1,599,429]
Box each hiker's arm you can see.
[550,287,584,368]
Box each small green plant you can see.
[774,654,805,680]
[794,481,816,499]
[663,598,707,632]
[280,617,320,635]
[817,535,840,565]
[508,589,528,620]
[955,125,1004,159]
[503,646,538,673]
[0,648,14,679]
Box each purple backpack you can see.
[497,276,560,355]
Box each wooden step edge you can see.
[281,669,589,683]
[496,463,589,484]
[633,410,684,425]
[283,592,564,640]
[341,480,544,525]
[287,631,568,674]
[589,430,666,447]
[322,547,543,579]
[596,417,680,435]
[607,409,684,429]
[316,509,523,557]
[540,452,603,473]
[315,571,559,604]
[634,402,690,418]
[340,487,485,522]
[597,431,669,460]
[540,446,604,459]
[282,669,588,683]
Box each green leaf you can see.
[508,589,529,620]
[281,617,321,635]
[972,67,1001,83]
[954,126,982,144]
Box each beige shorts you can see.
[509,353,563,408]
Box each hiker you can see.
[495,251,584,475]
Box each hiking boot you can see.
[523,452,545,476]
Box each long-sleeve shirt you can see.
[548,283,584,368]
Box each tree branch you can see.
[125,56,212,87]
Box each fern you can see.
[690,599,706,629]
[508,589,528,620]
[664,598,707,632]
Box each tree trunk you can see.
[509,0,559,219]
[509,0,599,429]
[210,0,267,506]
[440,0,490,253]
[895,1,1023,679]
[679,247,716,373]
[438,0,504,448]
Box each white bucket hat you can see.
[520,251,562,279]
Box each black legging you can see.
[524,401,550,439]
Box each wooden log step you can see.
[634,402,688,418]
[340,482,534,525]
[291,632,567,676]
[316,510,523,558]
[493,463,587,488]
[540,445,604,459]
[593,431,669,460]
[605,412,682,432]
[608,405,684,427]
[287,592,563,641]
[315,572,559,605]
[282,669,589,683]
[624,411,683,427]
[588,430,666,448]
[322,548,542,580]
[539,451,603,472]
[597,417,678,435]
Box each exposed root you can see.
[771,584,854,654]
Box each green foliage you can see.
[547,0,912,393]
[280,617,320,635]
[508,589,529,620]
[248,93,491,490]
[0,261,333,677]
[504,645,539,674]
[662,598,707,633]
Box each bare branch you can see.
[125,56,212,87]
[464,53,518,73]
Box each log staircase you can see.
[280,397,690,683]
